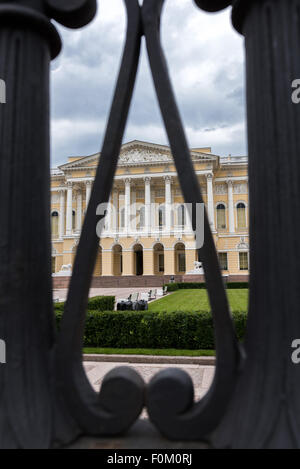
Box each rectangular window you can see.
[219,252,228,271]
[159,254,164,272]
[237,205,247,229]
[178,253,186,273]
[239,252,249,271]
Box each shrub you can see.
[53,296,115,315]
[226,282,249,289]
[87,296,115,311]
[165,282,248,291]
[54,309,247,350]
[165,283,179,292]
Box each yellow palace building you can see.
[51,140,249,287]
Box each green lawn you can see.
[83,348,215,357]
[148,289,248,313]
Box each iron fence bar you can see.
[57,0,242,442]
[196,0,300,449]
[142,0,243,441]
[0,0,97,450]
[55,0,145,439]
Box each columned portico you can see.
[51,140,249,280]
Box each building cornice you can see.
[57,140,220,172]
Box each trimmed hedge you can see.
[165,282,248,291]
[55,310,247,350]
[54,296,115,314]
[87,296,115,311]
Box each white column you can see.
[132,189,137,232]
[165,176,172,233]
[59,190,65,239]
[151,190,155,231]
[112,190,118,232]
[76,188,82,233]
[206,174,215,231]
[106,195,112,233]
[125,178,131,232]
[86,180,92,208]
[227,179,235,233]
[144,177,151,233]
[66,182,73,236]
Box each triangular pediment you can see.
[58,140,219,172]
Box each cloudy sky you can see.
[50,0,247,168]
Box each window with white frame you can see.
[239,252,249,271]
[219,252,228,271]
[237,203,247,229]
[217,203,226,230]
[51,211,59,238]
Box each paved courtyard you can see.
[53,287,160,303]
[83,360,215,417]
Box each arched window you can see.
[177,204,185,227]
[159,205,165,228]
[51,211,59,238]
[154,243,164,274]
[237,203,246,229]
[175,243,186,273]
[217,204,226,230]
[72,210,76,231]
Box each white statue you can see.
[186,261,204,275]
[53,264,73,277]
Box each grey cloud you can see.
[50,0,247,166]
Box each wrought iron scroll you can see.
[0,0,97,450]
[55,0,145,439]
[56,0,243,443]
[142,0,242,440]
[196,0,300,449]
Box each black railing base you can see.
[65,420,210,450]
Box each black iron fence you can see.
[0,0,299,449]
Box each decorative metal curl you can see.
[55,0,145,439]
[193,0,232,12]
[56,0,243,443]
[0,0,97,449]
[142,0,243,440]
